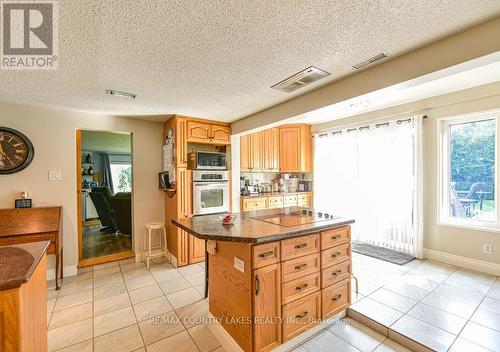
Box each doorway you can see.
[77,129,134,267]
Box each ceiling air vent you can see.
[271,66,331,93]
[352,53,389,70]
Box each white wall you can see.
[0,101,165,272]
[312,81,500,266]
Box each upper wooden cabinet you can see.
[279,124,312,173]
[240,124,311,173]
[187,120,230,144]
[240,131,264,172]
[263,128,279,172]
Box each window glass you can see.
[448,119,495,221]
[110,163,132,193]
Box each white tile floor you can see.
[46,257,412,352]
[350,252,500,352]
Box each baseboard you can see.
[207,311,346,352]
[423,248,500,276]
[47,265,77,280]
[168,253,178,267]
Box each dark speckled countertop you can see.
[172,207,354,244]
[0,241,50,291]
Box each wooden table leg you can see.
[204,240,208,298]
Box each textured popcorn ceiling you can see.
[1,0,500,122]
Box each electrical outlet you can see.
[234,257,245,273]
[484,244,493,255]
[48,170,62,181]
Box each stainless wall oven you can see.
[192,170,230,215]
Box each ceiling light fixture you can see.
[105,89,137,99]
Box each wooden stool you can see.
[143,222,168,268]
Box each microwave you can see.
[188,151,227,170]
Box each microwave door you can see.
[193,182,229,215]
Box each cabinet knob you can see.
[294,263,308,271]
[331,294,342,301]
[295,283,309,291]
[295,311,309,319]
[294,243,308,250]
[258,251,274,259]
[331,270,342,276]
[331,252,342,258]
[331,235,341,240]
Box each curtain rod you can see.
[315,115,427,137]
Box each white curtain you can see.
[314,116,424,257]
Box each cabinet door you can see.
[253,263,282,352]
[187,120,211,143]
[263,128,279,172]
[176,167,191,217]
[251,131,263,172]
[279,126,301,172]
[211,125,231,144]
[240,134,252,172]
[189,234,205,264]
[176,117,188,167]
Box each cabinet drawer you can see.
[297,194,310,206]
[242,197,268,212]
[281,233,319,260]
[282,291,321,342]
[282,272,320,304]
[321,226,350,250]
[283,194,297,206]
[268,196,284,209]
[281,253,320,283]
[321,260,351,288]
[321,243,350,268]
[253,242,280,269]
[322,278,350,319]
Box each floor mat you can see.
[352,241,415,265]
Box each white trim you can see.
[423,248,500,276]
[437,110,499,228]
[47,265,77,280]
[207,311,346,352]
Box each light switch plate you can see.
[234,257,245,273]
[48,170,62,181]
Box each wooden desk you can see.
[0,207,63,289]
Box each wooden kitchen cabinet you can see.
[211,125,231,144]
[240,134,252,172]
[279,124,312,173]
[186,120,230,144]
[189,234,205,264]
[165,115,231,267]
[240,131,264,172]
[263,128,279,172]
[253,263,282,352]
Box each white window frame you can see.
[437,109,499,230]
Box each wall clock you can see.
[0,127,35,174]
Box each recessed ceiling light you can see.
[105,89,136,99]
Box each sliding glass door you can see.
[314,117,422,256]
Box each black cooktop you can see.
[249,209,339,227]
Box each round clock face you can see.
[0,127,34,174]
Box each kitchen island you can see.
[173,207,355,352]
[0,241,49,351]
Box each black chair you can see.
[89,187,119,233]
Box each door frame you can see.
[76,129,135,268]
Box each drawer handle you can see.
[294,243,308,250]
[331,252,342,258]
[295,283,309,291]
[331,270,342,276]
[331,294,342,301]
[258,251,275,259]
[255,275,260,296]
[294,263,308,270]
[331,235,341,240]
[295,311,309,319]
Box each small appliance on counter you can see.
[286,177,299,193]
[298,180,313,192]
